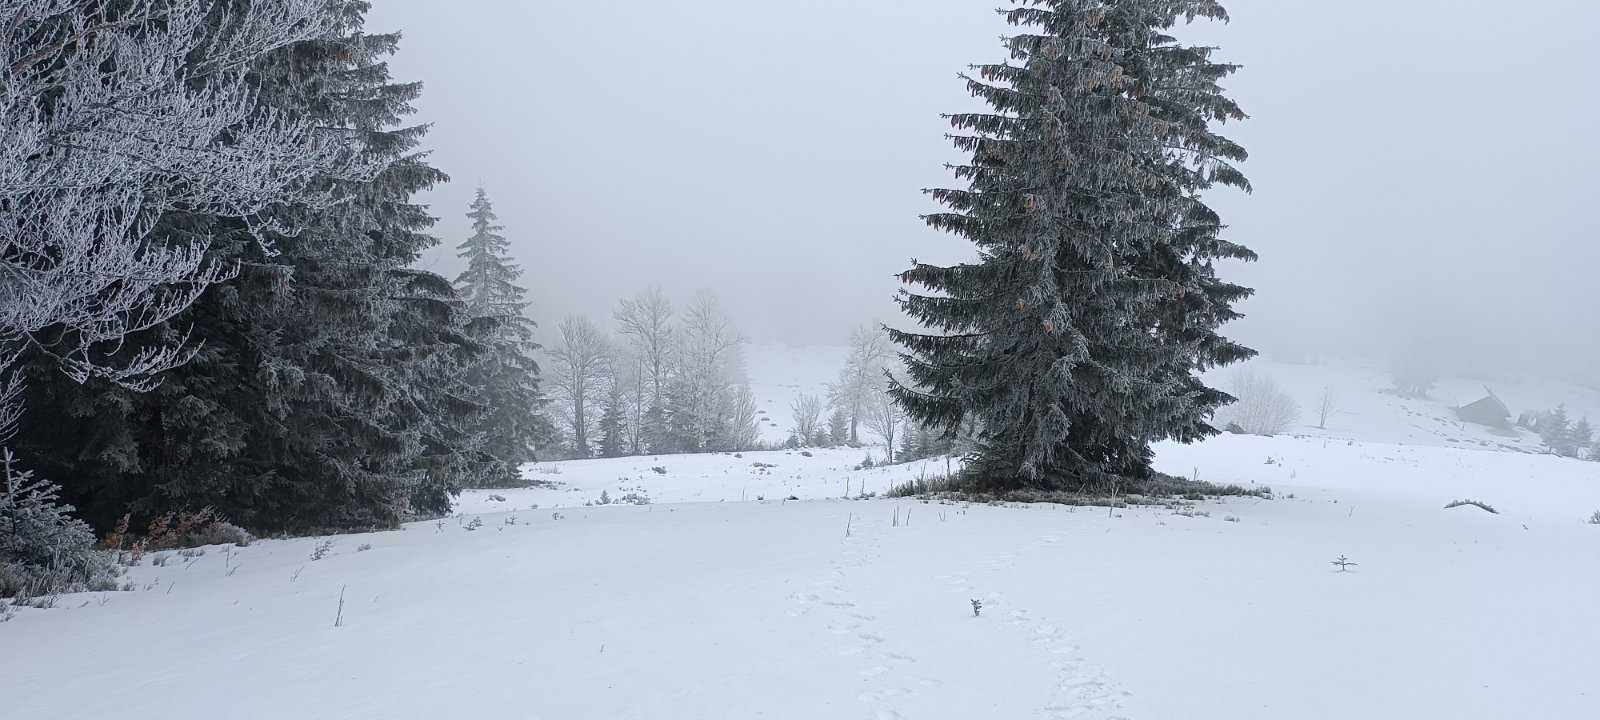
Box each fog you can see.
[368,0,1599,382]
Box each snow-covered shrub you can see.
[0,450,119,597]
[310,540,334,561]
[1221,370,1300,436]
[616,492,652,506]
[1588,510,1600,525]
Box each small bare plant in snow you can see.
[970,599,983,617]
[310,540,333,562]
[1444,499,1498,515]
[464,517,484,532]
[1330,555,1358,573]
[356,544,373,553]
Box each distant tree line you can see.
[1518,405,1597,460]
[542,288,761,460]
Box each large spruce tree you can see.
[453,188,552,483]
[890,1,1256,492]
[18,0,484,532]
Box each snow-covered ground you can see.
[6,432,1600,719]
[7,348,1600,719]
[1201,358,1600,453]
[744,342,845,445]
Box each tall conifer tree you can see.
[890,1,1256,491]
[453,188,552,482]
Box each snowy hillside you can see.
[744,343,846,445]
[1203,359,1600,453]
[743,343,1600,455]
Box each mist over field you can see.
[372,0,1599,382]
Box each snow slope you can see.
[1204,359,1600,453]
[744,343,845,445]
[743,343,1600,454]
[5,433,1600,720]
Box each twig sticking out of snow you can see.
[1444,499,1498,515]
[334,585,346,628]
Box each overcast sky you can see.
[367,0,1598,380]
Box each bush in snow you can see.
[310,540,334,561]
[1588,510,1600,525]
[0,450,120,598]
[1221,369,1300,436]
[616,492,652,506]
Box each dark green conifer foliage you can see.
[597,383,628,459]
[19,0,482,532]
[890,1,1256,492]
[453,188,554,482]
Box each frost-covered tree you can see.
[827,407,850,447]
[1536,405,1583,457]
[890,1,1255,491]
[614,288,674,409]
[1316,386,1338,430]
[827,325,893,444]
[790,394,823,446]
[863,388,906,464]
[1569,418,1593,460]
[597,380,628,459]
[0,0,357,392]
[549,316,611,458]
[15,0,482,532]
[1222,369,1300,436]
[453,188,551,479]
[725,384,762,452]
[661,291,748,453]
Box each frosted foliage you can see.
[0,448,92,571]
[0,0,364,389]
[1223,369,1300,436]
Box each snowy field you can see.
[5,432,1600,719]
[6,348,1600,719]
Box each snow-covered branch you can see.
[0,0,367,390]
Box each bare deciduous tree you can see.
[863,387,906,463]
[549,316,612,457]
[1223,369,1300,436]
[827,325,892,444]
[1316,386,1337,430]
[671,290,746,451]
[790,394,823,445]
[613,287,674,408]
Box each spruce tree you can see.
[453,188,553,481]
[890,1,1255,492]
[1570,418,1593,459]
[18,0,483,531]
[598,382,628,459]
[1540,405,1572,456]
